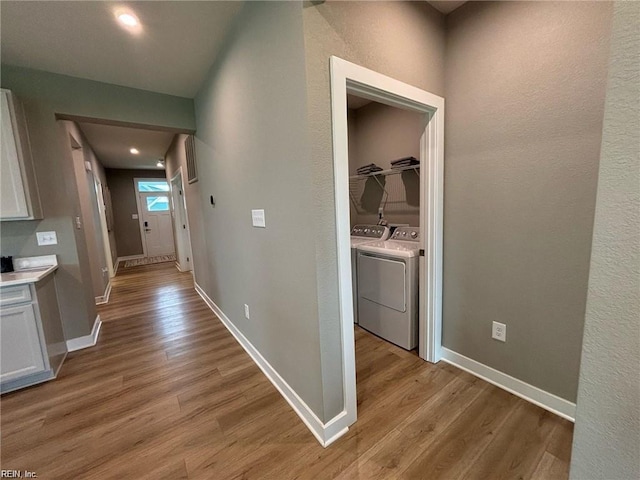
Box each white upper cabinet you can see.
[0,89,42,220]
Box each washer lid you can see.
[350,237,382,247]
[357,240,420,258]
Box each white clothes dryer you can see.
[356,226,420,350]
[350,225,390,324]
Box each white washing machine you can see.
[356,226,420,350]
[350,224,390,324]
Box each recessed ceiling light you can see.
[117,12,139,28]
[156,160,165,168]
[130,148,139,155]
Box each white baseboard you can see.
[175,261,193,273]
[194,282,350,447]
[66,315,102,352]
[95,282,112,305]
[53,351,68,377]
[440,347,576,422]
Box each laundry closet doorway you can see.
[330,56,445,428]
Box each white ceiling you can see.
[427,1,467,15]
[2,1,466,168]
[0,1,468,100]
[0,1,244,98]
[78,122,175,170]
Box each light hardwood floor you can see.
[0,262,573,479]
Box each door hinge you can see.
[419,249,425,257]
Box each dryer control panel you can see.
[351,225,389,239]
[391,227,420,242]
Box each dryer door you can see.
[357,253,406,312]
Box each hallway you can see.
[1,262,573,479]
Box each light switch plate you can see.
[132,214,139,220]
[251,209,266,228]
[36,231,58,246]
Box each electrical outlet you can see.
[492,321,506,342]
[244,304,250,320]
[36,231,57,246]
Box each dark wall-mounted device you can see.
[1,256,14,273]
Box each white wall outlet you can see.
[244,304,250,320]
[36,231,58,246]
[492,321,507,342]
[251,209,266,228]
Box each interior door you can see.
[170,172,192,272]
[93,177,114,277]
[139,192,175,257]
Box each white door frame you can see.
[330,56,444,429]
[133,177,171,258]
[170,167,193,272]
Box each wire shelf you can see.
[349,164,419,180]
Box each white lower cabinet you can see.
[0,273,67,393]
[0,303,46,383]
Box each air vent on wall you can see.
[185,134,198,184]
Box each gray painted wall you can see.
[442,1,613,401]
[192,3,326,419]
[304,0,446,419]
[570,2,640,478]
[347,110,359,226]
[348,101,424,227]
[164,135,207,284]
[105,169,167,258]
[0,65,195,339]
[64,121,110,299]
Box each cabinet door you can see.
[0,90,29,218]
[0,304,45,383]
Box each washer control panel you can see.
[351,225,389,239]
[391,226,420,242]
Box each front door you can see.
[139,192,174,257]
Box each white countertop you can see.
[0,255,58,287]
